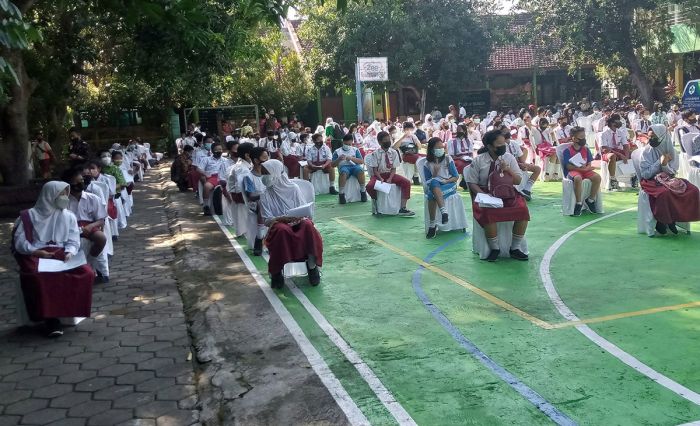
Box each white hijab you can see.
[28,181,73,243]
[259,159,304,220]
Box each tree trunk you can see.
[0,50,37,185]
[618,10,654,108]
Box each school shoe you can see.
[584,198,598,214]
[95,272,109,284]
[45,318,63,338]
[426,226,437,239]
[371,199,378,215]
[572,203,582,217]
[609,178,619,190]
[308,267,321,286]
[360,192,367,202]
[441,212,449,224]
[339,193,346,204]
[655,222,668,235]
[398,208,415,217]
[459,180,468,190]
[412,176,421,186]
[630,176,638,189]
[203,205,212,216]
[253,238,263,256]
[329,186,339,195]
[112,235,118,242]
[668,222,679,235]
[509,249,529,261]
[270,273,284,289]
[521,189,532,201]
[485,249,500,262]
[212,186,223,215]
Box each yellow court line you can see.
[333,217,555,330]
[549,300,700,329]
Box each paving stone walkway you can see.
[0,172,199,426]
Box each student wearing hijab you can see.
[423,137,460,238]
[12,181,94,337]
[259,159,323,289]
[640,125,700,235]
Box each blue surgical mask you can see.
[204,143,212,150]
[434,148,445,157]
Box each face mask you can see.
[71,182,85,192]
[342,144,351,151]
[381,142,391,150]
[314,143,323,148]
[577,138,587,147]
[114,160,123,166]
[456,132,466,139]
[101,157,112,166]
[274,135,280,140]
[82,175,92,185]
[204,143,212,150]
[54,195,69,210]
[494,145,507,156]
[261,175,274,187]
[433,148,445,157]
[474,119,481,124]
[649,136,661,147]
[213,152,222,159]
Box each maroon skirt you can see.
[472,195,530,227]
[16,247,94,322]
[265,219,323,275]
[283,155,301,179]
[402,153,424,164]
[641,179,700,224]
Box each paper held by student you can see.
[568,152,586,167]
[475,193,504,208]
[38,251,87,273]
[286,202,314,218]
[373,181,393,194]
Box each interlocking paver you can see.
[0,170,198,426]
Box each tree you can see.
[298,0,492,106]
[517,0,675,107]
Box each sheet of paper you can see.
[298,161,308,168]
[475,193,504,208]
[286,202,314,218]
[568,152,585,167]
[38,251,87,273]
[691,155,700,164]
[374,180,393,194]
[618,162,636,176]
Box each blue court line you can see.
[412,235,577,426]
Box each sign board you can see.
[682,80,700,111]
[358,57,388,82]
[460,90,491,116]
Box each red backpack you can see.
[488,160,516,199]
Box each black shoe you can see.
[485,249,500,262]
[631,176,638,189]
[339,193,346,204]
[426,226,437,239]
[271,273,284,289]
[573,203,582,217]
[95,273,109,284]
[45,319,63,338]
[253,238,263,256]
[412,176,421,186]
[441,212,449,224]
[112,236,118,242]
[655,222,668,235]
[308,267,321,286]
[398,208,415,217]
[459,180,468,190]
[203,205,212,216]
[610,178,619,190]
[509,249,529,261]
[360,192,367,202]
[584,199,597,214]
[329,187,339,195]
[212,186,223,215]
[669,222,679,235]
[521,189,532,201]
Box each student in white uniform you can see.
[677,110,700,153]
[332,133,367,204]
[243,147,270,256]
[364,131,415,216]
[304,134,338,194]
[504,127,539,201]
[423,137,460,238]
[554,116,573,144]
[196,142,232,215]
[600,113,634,189]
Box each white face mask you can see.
[342,144,352,151]
[101,157,112,166]
[433,148,445,157]
[54,195,69,210]
[261,175,274,187]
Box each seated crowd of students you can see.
[12,140,151,338]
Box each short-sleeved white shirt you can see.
[600,127,628,149]
[465,152,520,187]
[305,145,332,164]
[365,148,401,174]
[68,191,107,222]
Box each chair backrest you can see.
[415,157,428,190]
[681,132,697,155]
[555,143,572,177]
[631,148,643,178]
[292,179,315,204]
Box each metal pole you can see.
[356,60,363,123]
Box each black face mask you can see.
[71,182,85,192]
[494,145,507,156]
[649,136,661,147]
[381,142,391,150]
[212,152,222,159]
[577,138,587,147]
[82,175,92,185]
[314,143,323,148]
[539,125,548,131]
[456,132,466,139]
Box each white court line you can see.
[213,216,370,425]
[539,208,700,406]
[261,252,417,426]
[677,421,700,426]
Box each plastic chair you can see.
[462,168,528,259]
[400,162,418,183]
[280,179,318,278]
[240,190,266,250]
[310,170,330,195]
[291,179,316,218]
[555,144,604,216]
[343,174,363,203]
[416,157,467,233]
[679,133,698,181]
[371,184,402,215]
[631,149,690,236]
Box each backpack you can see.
[488,160,516,200]
[332,123,344,141]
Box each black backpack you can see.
[332,123,344,141]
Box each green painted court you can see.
[223,182,700,425]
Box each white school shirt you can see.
[183,137,196,147]
[332,147,362,167]
[447,137,473,158]
[465,152,520,187]
[227,159,253,193]
[667,111,682,127]
[281,139,293,156]
[199,156,232,178]
[634,118,652,133]
[506,140,524,158]
[365,148,401,174]
[517,125,541,145]
[266,138,282,153]
[118,162,135,184]
[13,210,81,256]
[678,123,700,137]
[554,124,573,142]
[68,191,108,222]
[258,137,273,149]
[305,145,332,164]
[600,126,628,150]
[193,148,210,168]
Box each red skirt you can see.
[284,155,301,179]
[107,198,117,220]
[641,179,700,224]
[472,195,530,227]
[402,153,424,164]
[15,247,94,322]
[264,219,323,275]
[188,168,201,191]
[537,143,557,162]
[453,158,471,174]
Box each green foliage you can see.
[0,0,41,88]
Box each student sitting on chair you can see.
[332,133,367,204]
[12,181,94,337]
[303,133,338,194]
[244,147,269,255]
[393,121,423,185]
[424,137,460,239]
[534,118,560,179]
[259,159,323,289]
[600,113,634,189]
[196,142,232,216]
[503,127,539,201]
[562,127,601,216]
[465,130,530,262]
[640,125,700,235]
[447,124,473,178]
[365,131,415,217]
[691,134,700,167]
[281,132,301,178]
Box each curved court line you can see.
[539,208,700,406]
[413,235,577,426]
[213,216,371,425]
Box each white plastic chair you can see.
[281,180,318,279]
[240,189,265,250]
[400,162,418,183]
[80,237,110,278]
[310,170,330,195]
[679,133,698,181]
[416,157,467,233]
[343,174,363,203]
[462,168,528,259]
[555,144,604,216]
[631,149,690,236]
[372,183,402,215]
[291,179,316,219]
